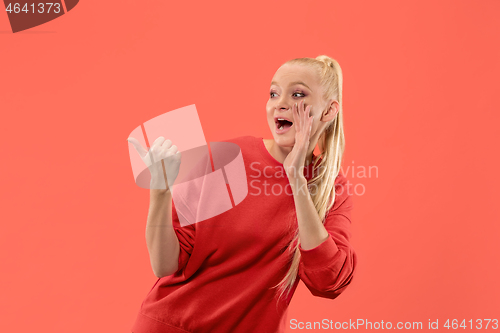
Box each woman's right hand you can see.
[127,136,182,190]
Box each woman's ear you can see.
[321,99,340,122]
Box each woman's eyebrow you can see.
[270,81,312,91]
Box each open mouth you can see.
[275,118,293,130]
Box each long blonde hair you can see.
[271,55,346,303]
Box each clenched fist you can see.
[127,136,182,191]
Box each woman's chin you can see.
[273,133,295,146]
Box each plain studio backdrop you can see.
[1,0,499,332]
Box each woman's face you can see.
[266,63,337,150]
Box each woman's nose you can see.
[275,97,291,111]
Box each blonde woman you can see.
[129,55,357,333]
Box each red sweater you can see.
[131,135,357,333]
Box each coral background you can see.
[1,0,499,332]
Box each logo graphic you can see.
[3,0,78,33]
[127,105,248,226]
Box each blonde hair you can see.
[271,55,346,304]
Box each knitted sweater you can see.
[131,135,357,333]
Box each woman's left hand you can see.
[283,99,314,182]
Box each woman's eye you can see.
[270,91,305,98]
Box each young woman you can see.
[129,55,357,333]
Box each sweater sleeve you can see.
[298,177,357,300]
[168,150,212,276]
[171,197,196,275]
